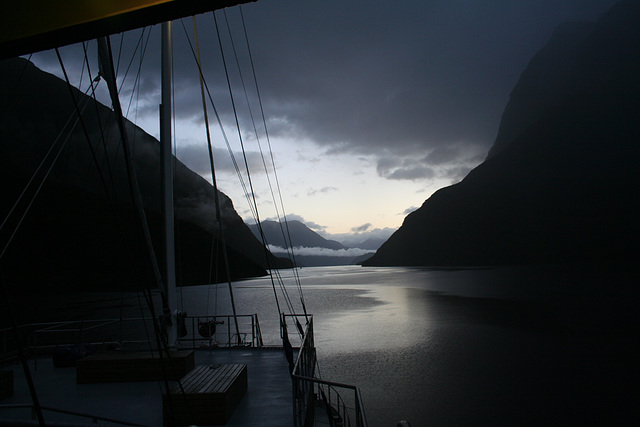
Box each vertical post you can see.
[161,21,178,348]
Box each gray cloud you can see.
[402,206,418,215]
[275,215,395,248]
[326,227,397,248]
[268,213,328,232]
[376,155,436,181]
[241,1,617,155]
[267,245,373,258]
[307,186,338,196]
[175,143,271,177]
[32,0,619,185]
[351,223,372,233]
[374,141,488,182]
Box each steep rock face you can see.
[0,58,286,291]
[365,0,640,267]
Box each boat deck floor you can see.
[0,347,293,426]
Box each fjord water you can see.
[35,264,635,425]
[178,264,639,426]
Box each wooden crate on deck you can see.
[163,363,248,426]
[76,350,194,383]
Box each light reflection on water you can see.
[54,264,638,426]
[198,264,638,427]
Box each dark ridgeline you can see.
[0,57,290,294]
[365,0,640,267]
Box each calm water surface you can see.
[20,264,636,426]
[180,264,639,426]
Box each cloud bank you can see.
[33,0,618,188]
[267,245,373,258]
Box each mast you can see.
[161,21,178,347]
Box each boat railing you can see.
[0,403,146,426]
[0,313,264,363]
[282,314,368,427]
[178,314,263,348]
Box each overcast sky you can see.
[29,0,620,243]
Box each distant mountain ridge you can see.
[250,220,346,250]
[249,220,375,266]
[365,0,640,266]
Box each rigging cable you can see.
[83,36,156,328]
[0,56,45,427]
[80,41,117,201]
[190,17,237,333]
[97,36,166,306]
[214,10,299,321]
[217,10,300,320]
[55,48,123,223]
[98,37,184,405]
[0,82,97,260]
[237,6,308,318]
[179,15,294,316]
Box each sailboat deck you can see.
[77,350,196,383]
[0,348,293,426]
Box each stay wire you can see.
[178,19,251,319]
[237,6,308,317]
[217,13,294,308]
[221,10,288,242]
[83,38,154,315]
[81,41,117,200]
[180,14,294,316]
[0,83,95,260]
[191,17,240,336]
[100,38,188,416]
[226,9,304,318]
[55,48,120,220]
[58,47,158,297]
[178,20,259,226]
[213,11,296,316]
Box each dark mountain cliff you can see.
[0,57,288,292]
[365,0,640,267]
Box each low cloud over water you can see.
[267,245,373,257]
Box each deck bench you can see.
[163,363,248,426]
[76,350,194,383]
[0,370,13,400]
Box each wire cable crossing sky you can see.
[27,0,621,244]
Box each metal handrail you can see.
[1,313,265,362]
[294,374,369,427]
[179,314,262,348]
[285,313,368,427]
[0,403,148,426]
